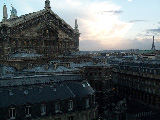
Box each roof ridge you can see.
[9,9,47,26]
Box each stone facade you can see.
[0,0,80,58]
[83,65,114,115]
[112,61,160,110]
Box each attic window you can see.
[9,90,14,96]
[82,84,86,88]
[24,90,28,95]
[86,82,90,87]
[39,89,43,93]
[52,88,56,92]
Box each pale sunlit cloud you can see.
[50,0,133,49]
[76,1,133,50]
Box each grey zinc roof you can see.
[23,65,80,73]
[66,82,95,97]
[0,74,83,87]
[0,82,94,108]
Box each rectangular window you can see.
[68,100,73,111]
[41,104,46,116]
[39,89,43,93]
[153,89,155,94]
[25,106,31,117]
[9,108,16,119]
[55,102,60,113]
[86,98,90,108]
[93,95,96,105]
[55,118,61,120]
[68,116,74,120]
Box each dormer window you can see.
[24,90,28,95]
[82,83,86,88]
[25,106,31,117]
[68,100,73,111]
[52,88,56,92]
[39,89,43,93]
[86,82,90,87]
[9,90,13,96]
[9,108,16,119]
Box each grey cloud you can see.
[147,28,160,34]
[129,20,146,23]
[99,10,123,15]
[79,36,160,50]
[124,38,160,50]
[137,33,143,36]
[80,40,105,51]
[113,11,123,15]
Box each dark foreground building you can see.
[0,74,98,120]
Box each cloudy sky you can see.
[0,0,160,51]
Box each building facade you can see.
[0,0,80,58]
[83,65,114,115]
[112,61,160,110]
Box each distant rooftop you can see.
[9,51,42,58]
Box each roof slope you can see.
[1,8,74,31]
[0,82,94,107]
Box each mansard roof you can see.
[0,74,83,87]
[0,81,94,107]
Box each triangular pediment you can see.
[11,9,74,37]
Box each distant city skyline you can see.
[0,0,160,51]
